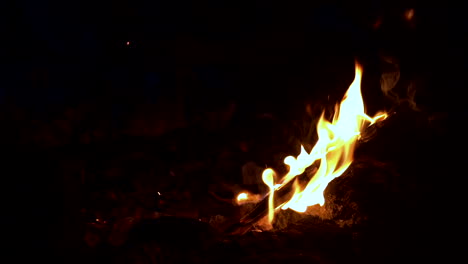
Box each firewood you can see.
[224,171,313,235]
[223,113,396,235]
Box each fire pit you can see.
[72,56,463,264]
[222,63,387,235]
[9,3,463,264]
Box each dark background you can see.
[2,0,467,112]
[1,0,467,262]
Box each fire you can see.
[262,62,386,221]
[262,169,276,223]
[237,192,248,201]
[236,191,262,205]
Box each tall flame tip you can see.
[260,62,386,224]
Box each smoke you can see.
[380,56,419,111]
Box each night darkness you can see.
[1,0,468,263]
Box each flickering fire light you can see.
[236,191,263,205]
[260,62,387,223]
[237,192,248,201]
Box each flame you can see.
[236,191,263,205]
[262,169,276,223]
[262,62,386,222]
[237,192,248,201]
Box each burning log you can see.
[224,114,394,235]
[321,158,398,225]
[223,62,399,235]
[224,166,313,235]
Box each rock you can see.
[321,159,399,227]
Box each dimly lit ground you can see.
[1,1,467,263]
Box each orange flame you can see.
[263,62,386,221]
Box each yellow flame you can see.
[262,169,276,223]
[262,62,386,221]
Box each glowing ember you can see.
[236,191,263,205]
[237,192,248,201]
[262,62,386,222]
[405,9,415,21]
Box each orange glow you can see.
[261,62,386,222]
[373,17,382,29]
[405,9,415,21]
